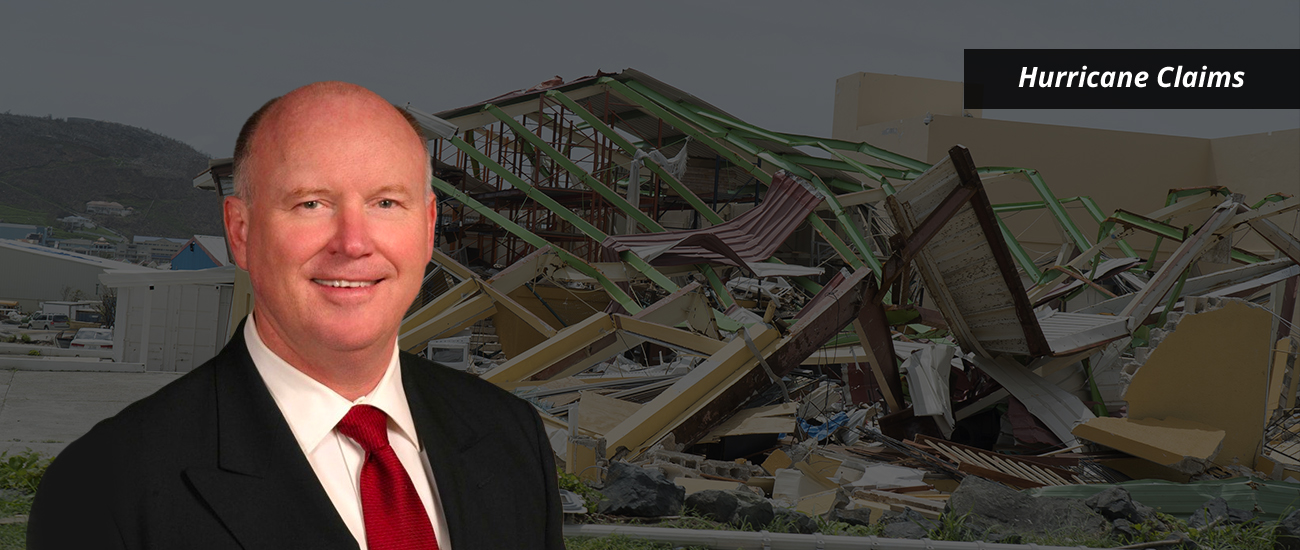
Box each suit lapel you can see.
[402,354,486,549]
[185,327,357,550]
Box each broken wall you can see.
[1123,299,1274,468]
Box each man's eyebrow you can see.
[372,184,416,197]
[283,186,334,200]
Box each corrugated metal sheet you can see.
[600,171,824,274]
[1029,478,1300,520]
[968,354,1096,447]
[1037,311,1130,355]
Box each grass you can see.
[570,506,1291,550]
[0,204,50,226]
[0,449,51,550]
[565,535,708,550]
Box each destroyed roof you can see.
[601,171,825,277]
[431,68,868,189]
[378,68,1300,510]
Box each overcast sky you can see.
[3,1,1297,158]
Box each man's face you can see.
[224,90,433,359]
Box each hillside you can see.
[0,113,219,239]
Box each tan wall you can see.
[832,73,1298,260]
[833,73,981,136]
[926,115,1218,258]
[1210,128,1300,252]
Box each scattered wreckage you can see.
[379,70,1299,545]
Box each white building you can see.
[85,201,133,216]
[0,239,152,311]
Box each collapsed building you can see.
[196,69,1300,542]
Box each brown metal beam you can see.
[953,145,1053,358]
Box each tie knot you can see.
[336,404,391,453]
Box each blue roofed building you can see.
[170,235,230,271]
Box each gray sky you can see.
[4,1,1297,158]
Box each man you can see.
[29,82,564,549]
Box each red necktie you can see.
[336,405,439,550]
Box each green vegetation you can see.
[0,204,49,226]
[0,112,218,240]
[565,535,708,550]
[569,507,1289,549]
[0,449,52,550]
[558,468,604,508]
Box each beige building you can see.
[832,72,1299,262]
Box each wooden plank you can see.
[575,392,644,436]
[956,463,1044,489]
[851,489,947,514]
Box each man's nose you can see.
[329,204,374,258]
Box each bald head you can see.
[232,81,430,203]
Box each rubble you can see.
[1278,509,1300,550]
[946,476,1109,539]
[378,70,1299,546]
[596,462,684,517]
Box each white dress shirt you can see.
[245,314,451,549]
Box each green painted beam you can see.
[444,134,683,295]
[485,103,664,234]
[991,197,1139,262]
[995,215,1046,284]
[816,143,894,193]
[1078,196,1138,259]
[1108,210,1269,264]
[1024,170,1093,253]
[740,144,916,180]
[600,78,771,184]
[617,80,877,272]
[429,176,641,313]
[544,90,737,308]
[544,90,723,226]
[671,103,930,173]
[447,135,607,240]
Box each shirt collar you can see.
[245,312,421,454]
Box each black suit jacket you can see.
[29,323,563,549]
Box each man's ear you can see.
[425,193,438,259]
[224,196,251,269]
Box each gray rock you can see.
[1188,497,1252,528]
[597,461,684,517]
[884,520,931,539]
[1228,508,1255,524]
[946,476,1108,538]
[685,490,737,523]
[828,507,874,527]
[1276,509,1300,550]
[774,507,818,534]
[1135,502,1162,525]
[1085,487,1143,523]
[1112,518,1139,541]
[880,507,939,539]
[729,489,774,529]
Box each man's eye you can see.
[301,200,320,209]
[377,199,396,208]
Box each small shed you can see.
[99,266,236,373]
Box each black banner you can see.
[964,49,1299,109]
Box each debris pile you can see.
[389,70,1299,545]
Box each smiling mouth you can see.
[312,279,380,288]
